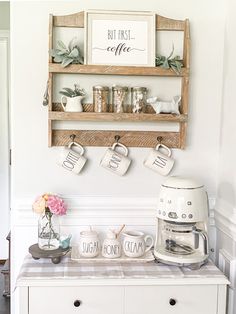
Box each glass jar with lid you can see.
[131,87,148,113]
[112,85,128,113]
[93,86,109,112]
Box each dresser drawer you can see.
[29,286,124,314]
[125,285,218,314]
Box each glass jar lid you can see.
[93,85,109,91]
[131,87,147,92]
[80,230,98,237]
[112,85,128,92]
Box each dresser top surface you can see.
[16,254,229,287]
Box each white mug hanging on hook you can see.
[59,138,87,174]
[144,139,175,176]
[100,137,131,176]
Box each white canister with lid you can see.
[102,230,122,258]
[79,230,100,258]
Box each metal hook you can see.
[157,136,163,143]
[114,135,121,143]
[42,80,49,106]
[70,134,76,142]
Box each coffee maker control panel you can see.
[168,212,178,219]
[157,209,195,222]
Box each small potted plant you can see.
[33,193,67,250]
[155,46,183,74]
[60,84,86,112]
[50,37,84,67]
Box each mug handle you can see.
[155,143,172,157]
[68,141,85,156]
[111,142,128,157]
[144,235,154,253]
[61,96,67,111]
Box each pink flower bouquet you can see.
[33,193,67,216]
[33,193,67,250]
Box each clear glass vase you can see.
[38,209,60,250]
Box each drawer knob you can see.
[74,300,81,307]
[169,298,177,306]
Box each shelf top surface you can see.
[49,63,189,77]
[49,111,188,122]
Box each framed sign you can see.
[85,10,156,67]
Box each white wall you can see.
[0,1,10,260]
[11,0,225,200]
[216,0,236,256]
[11,0,226,312]
[0,32,10,259]
[215,0,236,312]
[216,0,236,211]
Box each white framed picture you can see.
[85,10,156,67]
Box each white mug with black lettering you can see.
[122,231,154,258]
[59,142,87,174]
[100,142,131,176]
[144,144,174,176]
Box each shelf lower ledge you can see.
[51,130,181,148]
[49,111,187,122]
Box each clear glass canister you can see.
[131,87,147,113]
[112,85,128,113]
[38,212,60,250]
[93,86,109,112]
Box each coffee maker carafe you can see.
[154,177,209,269]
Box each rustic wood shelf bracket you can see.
[48,12,190,149]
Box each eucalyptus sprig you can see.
[50,38,84,67]
[59,84,85,98]
[155,46,183,74]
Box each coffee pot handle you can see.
[193,227,208,255]
[61,96,67,111]
[144,235,154,253]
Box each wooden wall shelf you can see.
[49,63,189,77]
[49,111,188,122]
[47,11,190,149]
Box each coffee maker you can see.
[154,177,209,269]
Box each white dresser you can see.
[16,255,229,314]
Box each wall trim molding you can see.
[215,198,236,241]
[11,195,216,227]
[0,30,10,38]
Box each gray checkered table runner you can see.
[18,254,225,280]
